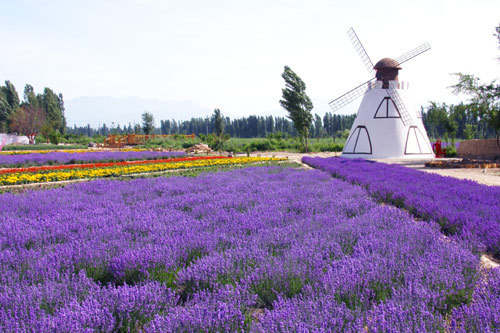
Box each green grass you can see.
[219,137,345,153]
[134,135,345,153]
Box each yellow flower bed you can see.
[0,157,286,185]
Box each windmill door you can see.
[343,126,372,154]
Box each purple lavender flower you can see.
[0,166,494,330]
[302,157,500,258]
[0,150,186,167]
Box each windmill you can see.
[330,28,434,158]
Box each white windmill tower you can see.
[330,28,434,159]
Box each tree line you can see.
[67,112,356,139]
[425,24,499,148]
[423,101,497,142]
[0,80,66,142]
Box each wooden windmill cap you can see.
[374,57,401,70]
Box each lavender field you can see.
[0,150,186,167]
[303,157,500,259]
[0,166,498,331]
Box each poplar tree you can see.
[141,111,155,135]
[213,108,224,137]
[279,66,313,152]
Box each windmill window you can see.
[374,97,402,119]
[405,126,432,154]
[343,125,372,154]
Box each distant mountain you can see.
[64,96,352,129]
[65,96,212,128]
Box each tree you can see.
[213,108,224,137]
[314,114,323,138]
[10,105,46,138]
[23,84,39,108]
[41,87,65,134]
[58,93,67,131]
[141,111,154,135]
[451,73,500,151]
[279,66,313,152]
[0,80,20,132]
[0,89,9,133]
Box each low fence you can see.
[104,134,195,147]
[457,139,500,160]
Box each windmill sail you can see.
[347,28,375,76]
[329,78,377,113]
[395,42,431,66]
[385,85,413,126]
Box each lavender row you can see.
[0,167,494,331]
[0,150,186,167]
[303,157,500,258]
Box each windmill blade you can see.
[395,42,431,67]
[347,28,375,75]
[329,77,376,113]
[385,85,413,126]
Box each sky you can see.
[0,0,499,126]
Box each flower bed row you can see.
[0,150,186,167]
[0,156,227,175]
[0,166,496,331]
[0,157,285,185]
[302,157,500,258]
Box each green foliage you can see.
[148,266,180,289]
[141,111,155,135]
[0,81,66,136]
[308,138,344,152]
[184,248,206,266]
[445,145,457,157]
[213,108,224,137]
[82,263,115,286]
[0,80,20,132]
[41,87,65,134]
[199,133,230,151]
[266,131,289,140]
[251,275,305,309]
[451,73,500,150]
[334,290,362,311]
[143,135,199,150]
[219,137,344,153]
[61,133,95,145]
[463,124,475,140]
[23,84,39,108]
[47,130,61,145]
[280,66,314,152]
[369,281,393,303]
[448,23,500,147]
